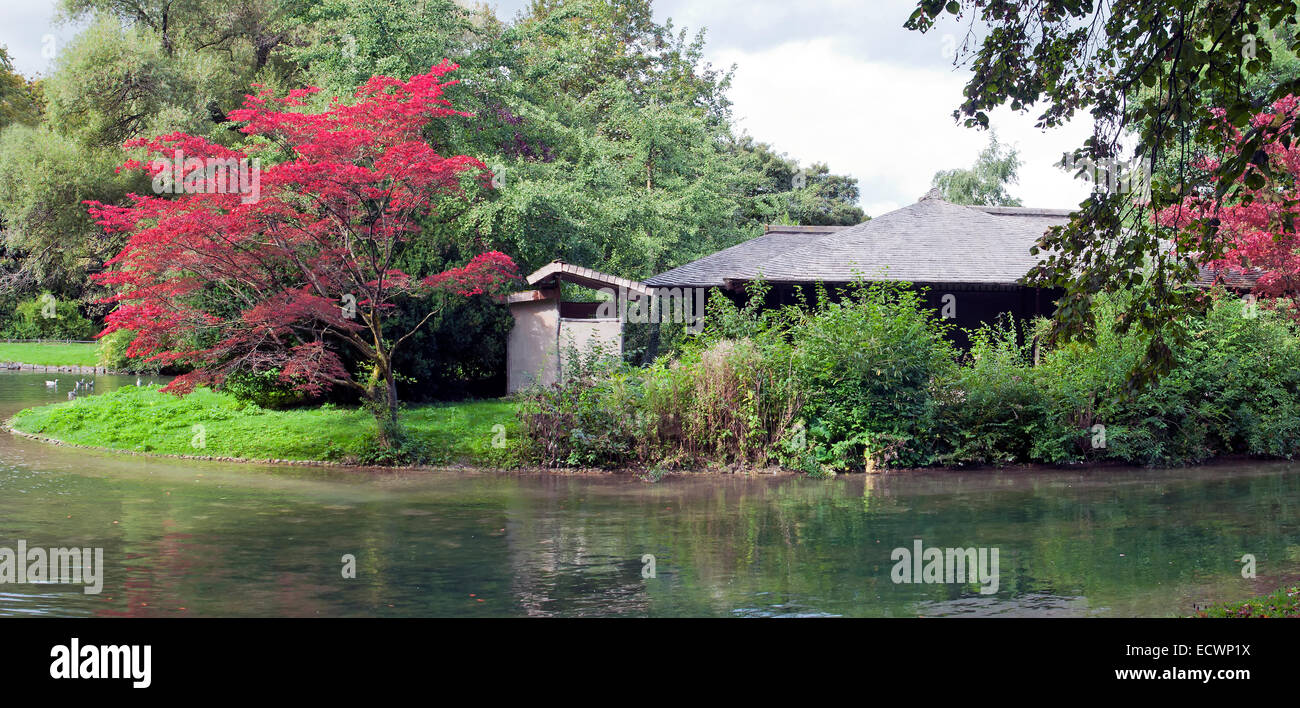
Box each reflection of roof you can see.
[647,190,1073,288]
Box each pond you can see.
[2,371,1298,617]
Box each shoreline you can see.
[1,361,125,375]
[6,417,1289,478]
[2,420,790,476]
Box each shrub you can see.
[926,316,1047,466]
[519,290,804,470]
[96,327,170,373]
[2,294,97,340]
[790,282,956,471]
[518,283,1300,474]
[1033,291,1300,465]
[220,369,320,410]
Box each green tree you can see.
[930,131,1022,206]
[907,0,1300,383]
[0,47,41,130]
[734,138,865,226]
[0,124,147,298]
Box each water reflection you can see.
[2,372,1299,617]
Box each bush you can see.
[790,282,956,471]
[1032,291,1300,465]
[925,316,1047,466]
[96,328,167,373]
[518,283,1300,475]
[519,289,804,470]
[1,294,97,340]
[220,369,320,410]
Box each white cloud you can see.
[1,0,1099,216]
[1,1,79,78]
[713,38,1094,217]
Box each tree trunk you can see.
[366,359,402,449]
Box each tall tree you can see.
[930,131,1022,206]
[0,46,41,130]
[86,64,518,445]
[907,0,1300,382]
[733,137,865,226]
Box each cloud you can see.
[714,37,1093,215]
[2,0,1098,214]
[1,1,80,78]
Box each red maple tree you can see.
[87,62,518,445]
[1158,94,1300,308]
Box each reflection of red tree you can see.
[95,518,195,617]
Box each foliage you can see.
[790,282,957,471]
[1198,585,1300,618]
[520,284,1300,474]
[733,138,866,226]
[931,131,1022,206]
[1030,291,1300,465]
[4,0,870,407]
[288,0,866,281]
[95,328,165,372]
[0,294,97,340]
[0,46,41,130]
[519,302,803,470]
[1157,95,1300,305]
[0,124,148,297]
[925,316,1045,466]
[220,368,319,409]
[9,385,522,466]
[85,63,519,445]
[387,295,514,401]
[907,0,1300,383]
[520,280,955,473]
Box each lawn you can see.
[0,342,99,367]
[7,386,522,467]
[1198,586,1300,617]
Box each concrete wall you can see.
[557,318,623,377]
[506,299,560,394]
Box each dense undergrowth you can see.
[519,281,1300,474]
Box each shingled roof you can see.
[646,191,1263,292]
[644,225,849,288]
[647,190,1072,288]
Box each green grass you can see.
[7,386,522,467]
[0,342,99,367]
[1197,586,1300,617]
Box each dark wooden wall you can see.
[713,281,1062,350]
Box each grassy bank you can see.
[7,386,521,467]
[1198,586,1300,618]
[0,342,99,367]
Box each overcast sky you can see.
[2,0,1095,217]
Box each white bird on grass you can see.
[45,380,58,387]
